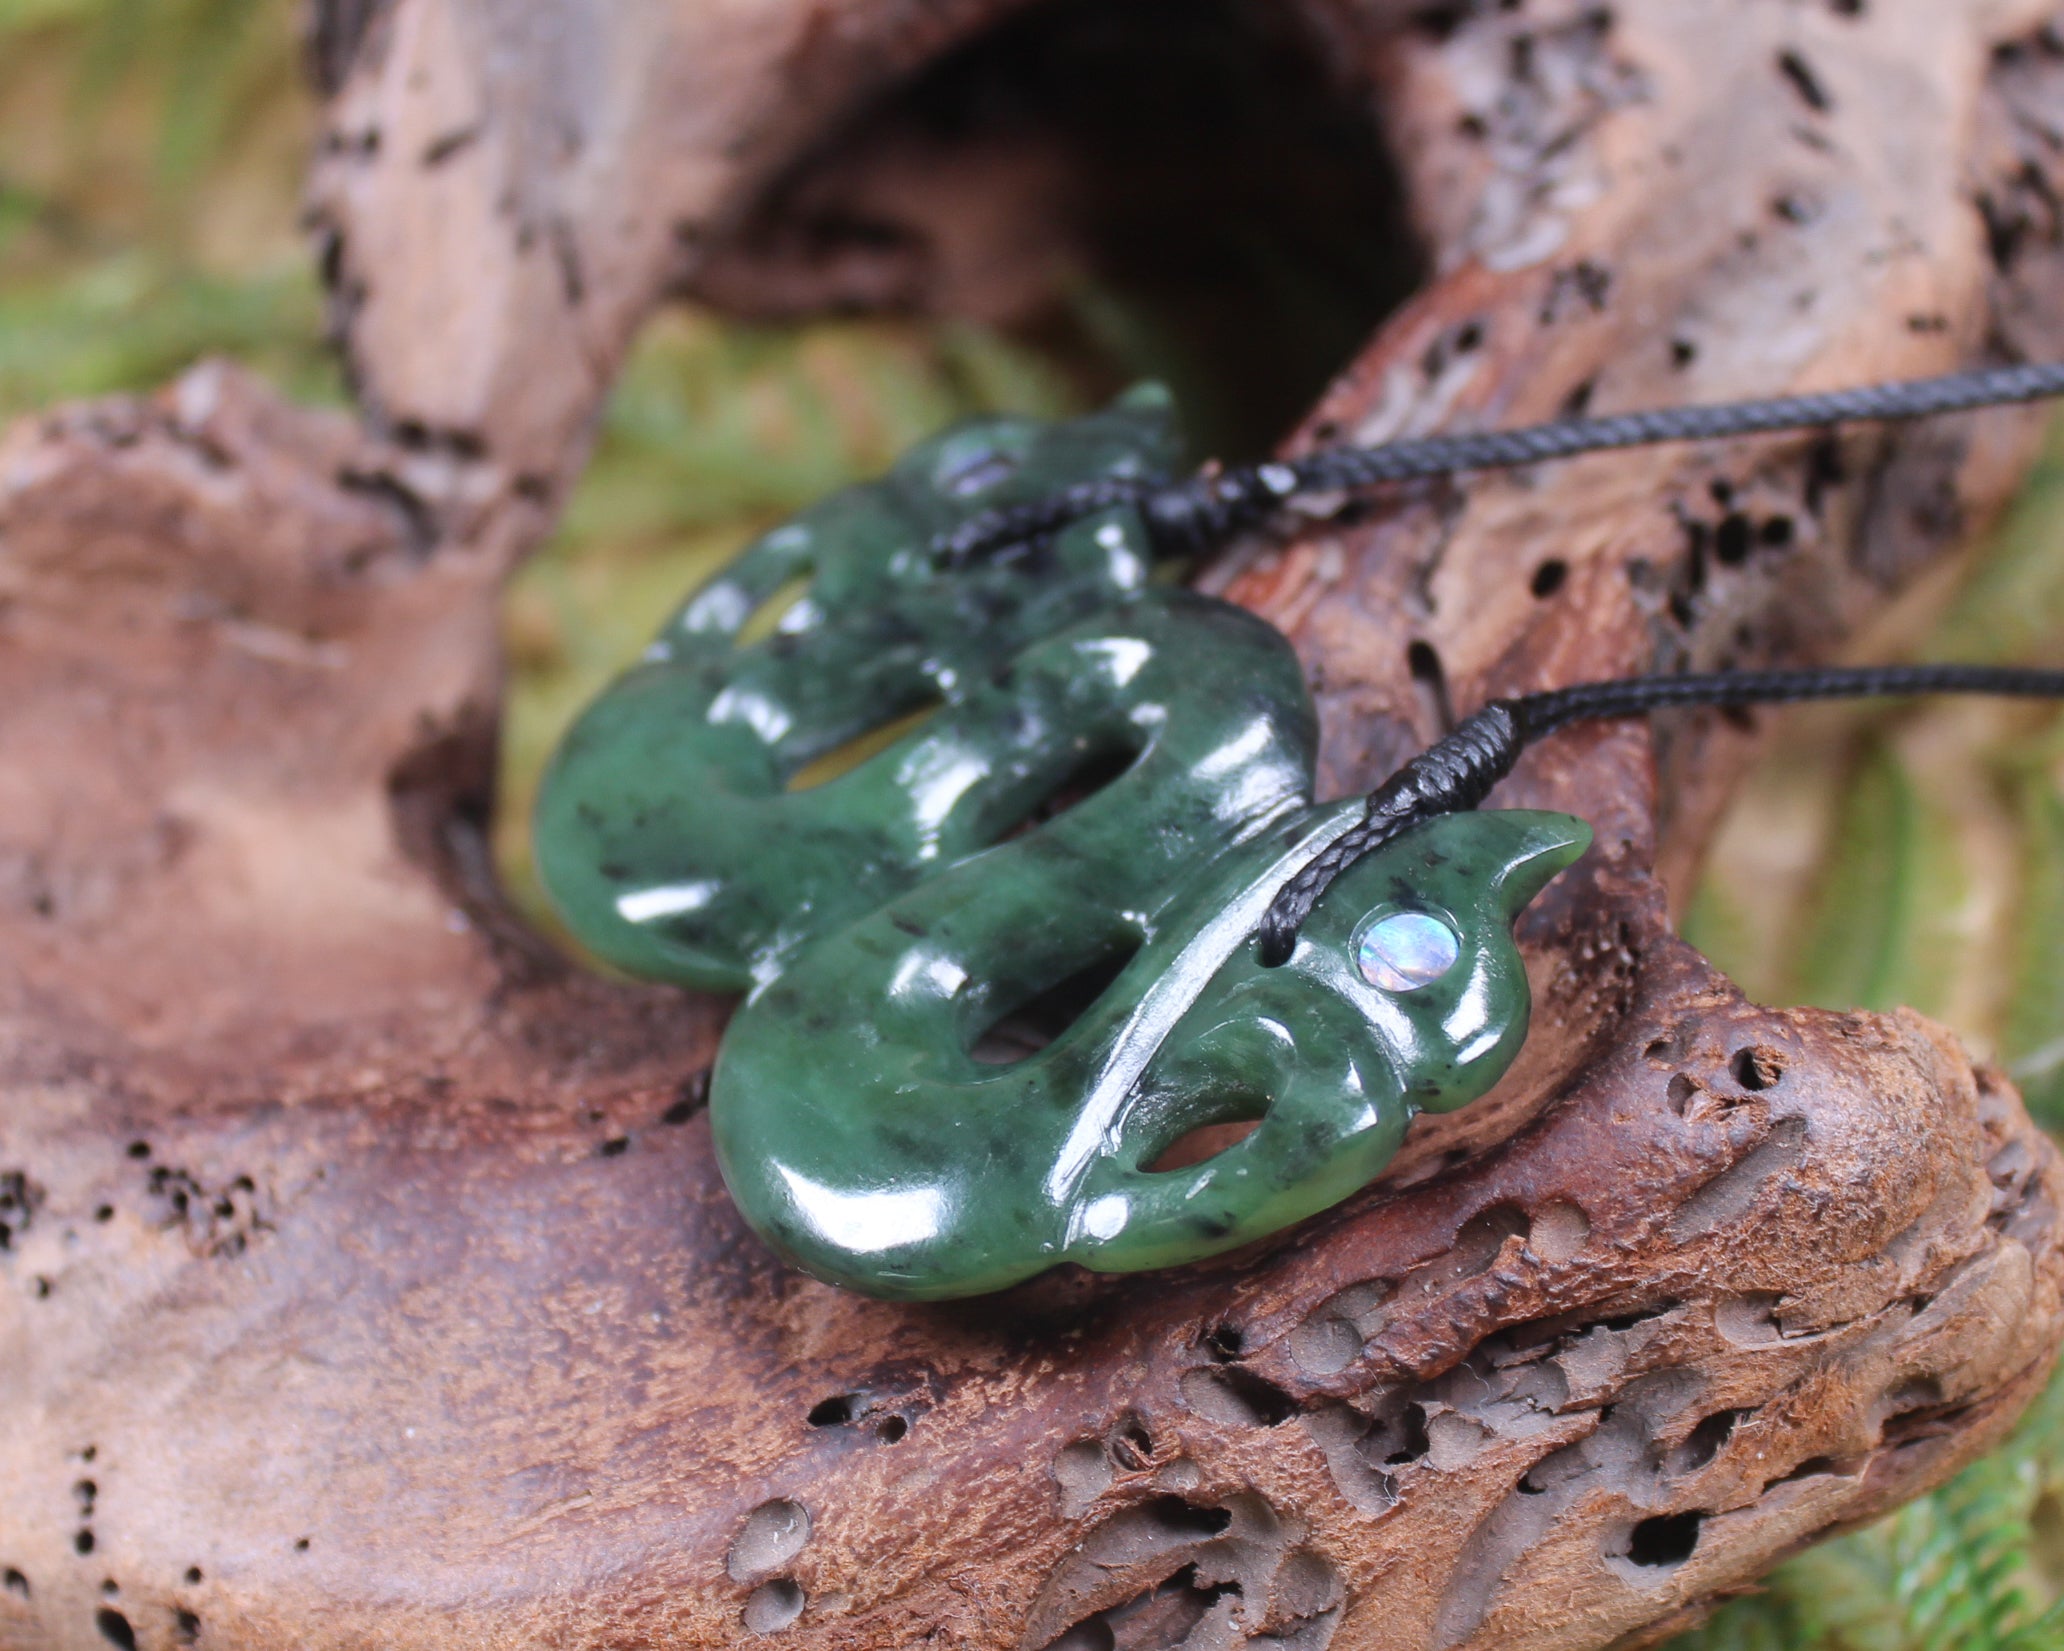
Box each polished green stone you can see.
[535,388,1591,1299]
[534,385,1187,993]
[714,806,1586,1297]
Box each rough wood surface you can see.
[8,2,2064,1648]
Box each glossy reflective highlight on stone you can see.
[533,385,1187,993]
[536,390,1592,1299]
[1357,911,1461,991]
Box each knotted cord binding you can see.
[1255,665,2064,964]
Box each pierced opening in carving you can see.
[183,1567,202,1586]
[75,1531,94,1556]
[807,1394,860,1427]
[1142,1111,1265,1173]
[1203,1322,1244,1360]
[1001,743,1146,844]
[1666,1072,1697,1114]
[3,1568,26,1598]
[737,574,814,648]
[1530,559,1568,598]
[784,699,943,793]
[876,1414,909,1443]
[971,936,1143,1065]
[175,1609,201,1645]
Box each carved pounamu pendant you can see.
[534,389,1588,1299]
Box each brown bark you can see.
[7,2,2064,1649]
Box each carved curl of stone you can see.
[6,2,2064,1648]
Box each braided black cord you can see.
[1254,662,2064,964]
[1270,362,2064,499]
[1514,662,2064,735]
[937,361,2064,566]
[933,478,1160,567]
[1257,703,1522,965]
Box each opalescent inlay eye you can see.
[1357,911,1460,992]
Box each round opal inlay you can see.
[1357,911,1460,992]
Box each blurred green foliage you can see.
[0,0,336,410]
[4,3,2064,1645]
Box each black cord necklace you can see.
[938,361,2064,563]
[930,360,2064,966]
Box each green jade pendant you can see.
[536,388,1589,1300]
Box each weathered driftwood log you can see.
[7,1,2064,1648]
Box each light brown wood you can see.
[6,2,2064,1648]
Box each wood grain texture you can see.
[7,1,2064,1647]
